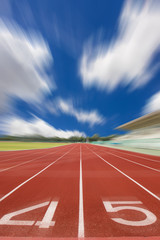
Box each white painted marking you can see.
[0,146,75,202]
[0,201,58,228]
[103,201,157,226]
[78,145,84,238]
[0,201,49,226]
[106,151,160,173]
[36,221,55,227]
[88,147,160,201]
[38,201,58,228]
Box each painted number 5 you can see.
[103,201,157,226]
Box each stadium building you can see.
[114,110,160,150]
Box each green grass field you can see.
[0,141,70,151]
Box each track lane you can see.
[95,145,160,161]
[0,144,80,237]
[110,148,160,163]
[83,144,160,237]
[0,144,75,198]
[0,143,160,239]
[94,144,160,167]
[87,144,160,198]
[90,145,160,172]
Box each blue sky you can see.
[0,0,160,138]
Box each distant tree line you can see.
[86,134,117,142]
[0,134,117,142]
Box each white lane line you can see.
[0,146,75,203]
[78,145,84,238]
[100,150,160,173]
[88,147,160,201]
[0,145,69,173]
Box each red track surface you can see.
[0,143,160,239]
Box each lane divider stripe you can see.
[78,145,84,238]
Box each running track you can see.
[0,143,160,239]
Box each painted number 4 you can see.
[103,201,157,226]
[0,201,58,228]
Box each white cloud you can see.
[56,98,105,127]
[0,116,86,138]
[80,0,160,91]
[143,91,160,114]
[0,19,54,112]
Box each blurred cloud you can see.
[0,115,86,138]
[143,91,160,114]
[0,18,54,113]
[48,98,105,127]
[79,0,160,91]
